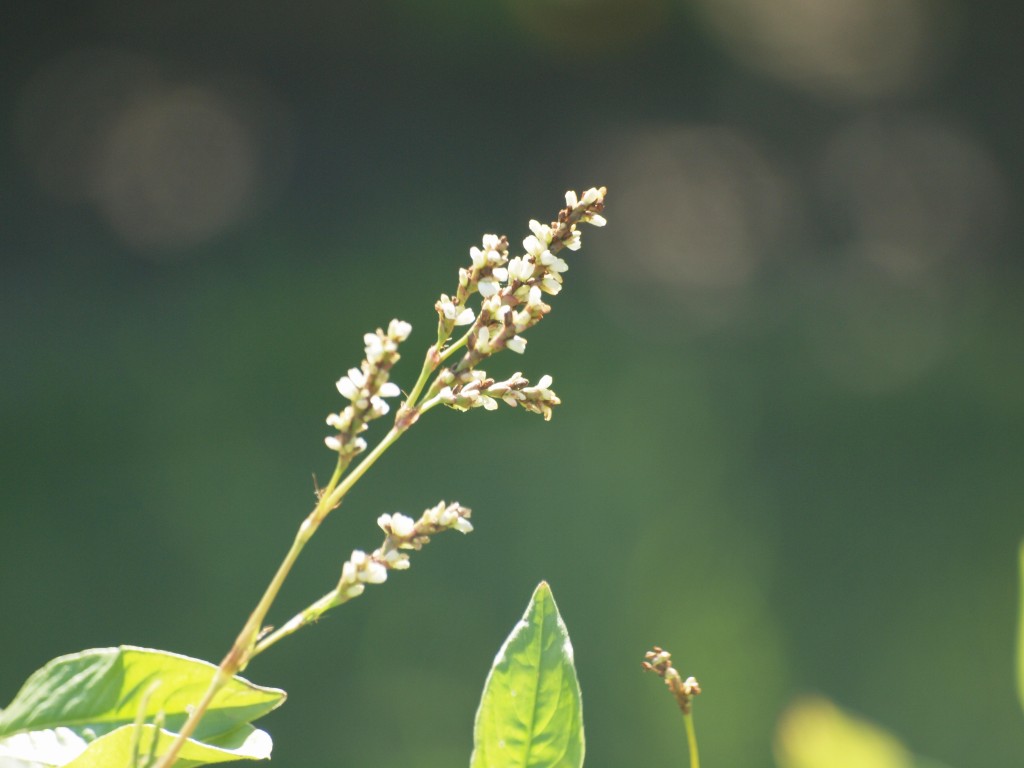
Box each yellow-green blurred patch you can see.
[775,696,911,768]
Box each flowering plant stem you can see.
[684,710,700,768]
[642,646,702,768]
[150,187,607,768]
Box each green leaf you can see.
[0,646,285,767]
[1018,539,1024,715]
[63,723,272,768]
[470,581,584,768]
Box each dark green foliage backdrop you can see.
[3,2,1023,766]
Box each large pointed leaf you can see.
[470,581,584,768]
[0,646,285,767]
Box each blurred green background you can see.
[2,2,1022,766]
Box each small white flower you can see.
[438,386,455,402]
[565,190,579,207]
[370,396,390,417]
[507,256,534,283]
[326,412,344,429]
[523,235,547,259]
[527,285,544,307]
[361,560,388,584]
[541,276,562,295]
[492,267,508,283]
[477,326,491,349]
[536,374,553,390]
[383,548,410,569]
[389,513,417,538]
[479,395,499,411]
[585,214,607,227]
[438,296,475,325]
[452,516,473,534]
[478,278,499,298]
[563,230,581,251]
[353,437,367,453]
[581,187,602,205]
[388,319,412,341]
[481,234,502,250]
[379,381,401,398]
[528,219,553,245]
[506,336,527,354]
[336,368,366,400]
[324,435,342,451]
[539,251,568,273]
[470,246,486,268]
[344,583,365,598]
[512,309,532,332]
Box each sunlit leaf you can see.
[63,722,272,768]
[470,581,584,768]
[0,646,285,767]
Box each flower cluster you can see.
[335,501,473,600]
[642,646,702,714]
[449,187,606,379]
[435,371,561,421]
[325,319,411,460]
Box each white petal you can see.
[582,188,601,205]
[491,267,508,282]
[389,319,412,340]
[324,435,342,450]
[455,308,475,325]
[478,279,498,298]
[541,276,562,295]
[565,190,579,207]
[364,562,388,583]
[337,377,359,400]
[470,246,486,268]
[536,374,553,389]
[390,513,416,538]
[523,235,545,257]
[378,382,401,398]
[506,336,527,354]
[587,214,607,227]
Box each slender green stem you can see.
[403,344,442,410]
[154,426,409,768]
[438,330,470,363]
[252,590,339,657]
[683,711,700,768]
